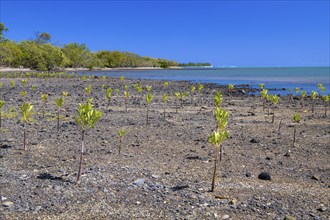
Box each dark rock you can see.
[284,152,290,157]
[258,172,271,181]
[250,138,260,143]
[171,185,189,191]
[245,172,251,177]
[317,204,327,212]
[311,174,320,181]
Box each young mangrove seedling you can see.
[61,91,69,110]
[0,100,5,128]
[310,91,318,114]
[85,84,92,95]
[20,91,27,100]
[10,81,15,89]
[115,88,120,96]
[117,129,126,155]
[136,85,143,106]
[261,89,268,111]
[322,95,329,117]
[228,84,234,96]
[21,79,27,87]
[146,93,153,125]
[214,91,223,108]
[124,84,129,91]
[75,101,102,184]
[81,76,87,82]
[209,106,229,192]
[124,91,130,112]
[318,83,325,96]
[31,85,36,91]
[105,87,113,116]
[20,103,33,151]
[198,84,204,104]
[162,93,168,120]
[259,83,264,90]
[55,97,64,132]
[164,81,169,89]
[119,76,125,88]
[190,85,196,104]
[269,94,280,123]
[301,90,306,107]
[41,93,48,119]
[181,92,189,107]
[174,92,181,113]
[145,85,152,92]
[101,84,106,90]
[292,113,300,146]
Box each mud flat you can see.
[0,76,329,219]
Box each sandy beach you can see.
[0,75,329,219]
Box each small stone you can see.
[245,172,251,177]
[250,138,260,143]
[151,175,159,179]
[35,206,42,212]
[133,178,145,187]
[229,199,237,205]
[136,201,141,205]
[258,172,271,181]
[284,152,290,157]
[317,204,327,212]
[222,214,230,219]
[54,185,62,191]
[311,175,320,181]
[284,215,296,220]
[2,201,14,208]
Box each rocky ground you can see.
[0,75,329,220]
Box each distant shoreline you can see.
[0,66,186,72]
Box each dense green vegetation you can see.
[0,23,195,71]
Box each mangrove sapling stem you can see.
[76,130,85,184]
[23,123,27,151]
[293,125,296,146]
[211,145,219,192]
[278,118,282,132]
[0,100,4,128]
[292,113,300,146]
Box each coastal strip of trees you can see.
[0,23,209,71]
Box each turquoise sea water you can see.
[77,67,330,95]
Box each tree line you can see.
[0,23,190,71]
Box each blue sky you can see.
[0,0,329,67]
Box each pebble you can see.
[229,199,237,205]
[250,138,260,143]
[311,174,320,181]
[317,204,327,212]
[284,215,296,220]
[133,178,145,187]
[151,175,159,179]
[258,172,271,181]
[2,201,14,208]
[221,214,230,219]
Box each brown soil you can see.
[0,76,329,219]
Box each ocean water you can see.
[77,66,330,95]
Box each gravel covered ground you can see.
[0,75,329,219]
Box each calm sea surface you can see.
[77,67,330,95]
